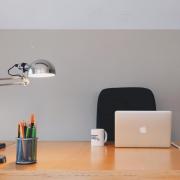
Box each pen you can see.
[24,121,27,137]
[18,123,20,138]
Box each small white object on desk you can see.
[91,129,108,147]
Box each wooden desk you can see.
[1,141,180,179]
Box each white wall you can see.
[0,30,180,141]
[0,0,180,29]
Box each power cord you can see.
[8,63,29,78]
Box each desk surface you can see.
[1,141,180,179]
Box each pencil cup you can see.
[16,138,37,164]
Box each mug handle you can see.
[104,130,108,143]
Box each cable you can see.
[8,63,29,78]
[8,64,22,77]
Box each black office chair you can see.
[96,87,156,141]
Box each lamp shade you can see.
[28,59,56,78]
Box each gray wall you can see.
[0,0,180,29]
[0,30,180,141]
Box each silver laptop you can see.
[115,111,172,148]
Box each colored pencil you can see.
[20,122,25,138]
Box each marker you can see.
[26,126,31,138]
[32,127,36,138]
[30,114,35,127]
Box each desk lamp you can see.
[0,59,56,86]
[0,59,55,152]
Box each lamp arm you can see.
[0,77,30,86]
[0,77,18,80]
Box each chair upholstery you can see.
[96,87,156,141]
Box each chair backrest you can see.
[96,87,156,141]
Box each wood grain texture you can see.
[1,141,180,179]
[1,170,180,180]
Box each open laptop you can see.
[115,111,172,148]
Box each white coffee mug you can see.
[91,129,108,146]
